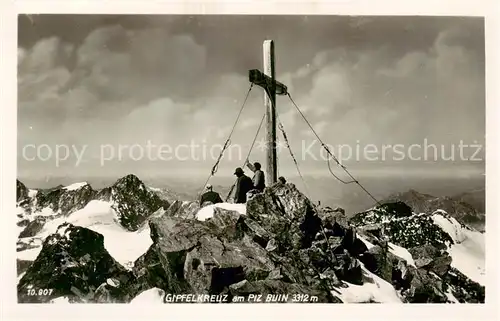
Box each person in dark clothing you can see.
[245,160,265,192]
[233,167,253,203]
[278,176,287,184]
[199,184,223,206]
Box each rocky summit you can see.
[16,176,485,304]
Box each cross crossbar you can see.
[248,69,288,96]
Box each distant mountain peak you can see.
[17,180,29,203]
[384,188,485,232]
[97,174,168,232]
[114,174,143,187]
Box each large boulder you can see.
[147,210,276,295]
[246,183,322,252]
[405,268,448,303]
[408,244,452,277]
[163,200,200,220]
[359,244,396,283]
[317,206,348,237]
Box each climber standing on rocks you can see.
[199,184,223,207]
[233,167,254,203]
[245,160,266,192]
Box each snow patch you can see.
[17,272,26,284]
[388,242,416,267]
[196,202,247,221]
[335,264,402,303]
[130,288,165,304]
[358,236,375,249]
[32,206,58,217]
[17,245,43,261]
[63,182,88,191]
[445,288,460,303]
[50,296,72,304]
[106,278,120,287]
[432,212,485,285]
[28,189,38,198]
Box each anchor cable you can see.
[286,92,381,207]
[199,83,254,195]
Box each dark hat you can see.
[234,167,244,175]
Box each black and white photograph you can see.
[13,12,488,306]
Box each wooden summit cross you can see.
[248,40,288,185]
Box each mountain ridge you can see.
[16,174,486,304]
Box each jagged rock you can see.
[17,180,29,203]
[18,223,134,303]
[428,255,452,278]
[246,183,321,252]
[163,200,199,220]
[205,207,243,239]
[408,244,440,268]
[391,260,413,291]
[266,253,311,285]
[18,217,47,238]
[406,268,448,303]
[317,206,348,237]
[132,244,169,293]
[17,219,30,228]
[359,245,395,282]
[15,175,485,305]
[148,214,275,295]
[333,252,363,285]
[359,243,414,291]
[235,216,273,248]
[98,174,167,231]
[341,227,369,257]
[34,183,96,216]
[408,244,452,277]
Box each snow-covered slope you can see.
[350,202,485,296]
[432,210,485,285]
[334,264,403,303]
[17,200,152,268]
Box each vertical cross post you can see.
[263,40,277,185]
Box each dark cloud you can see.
[17,15,485,179]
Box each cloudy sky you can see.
[17,15,485,182]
